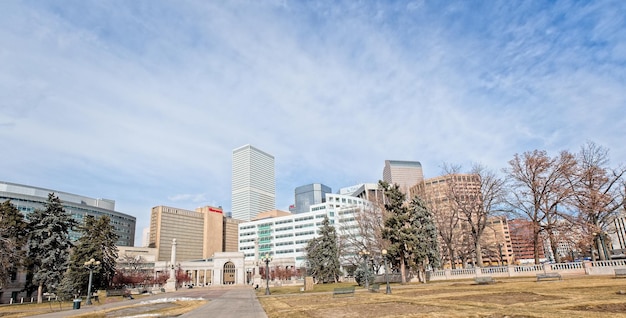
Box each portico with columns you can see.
[153,251,249,287]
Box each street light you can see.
[359,249,370,289]
[382,249,391,294]
[261,253,272,295]
[84,258,101,305]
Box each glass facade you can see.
[0,181,136,246]
[293,183,332,214]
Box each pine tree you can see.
[59,215,119,297]
[406,196,441,282]
[380,180,440,283]
[26,193,76,303]
[380,180,412,284]
[0,200,28,286]
[305,216,342,283]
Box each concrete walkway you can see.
[179,288,267,318]
[28,286,267,318]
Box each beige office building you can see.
[223,217,244,252]
[383,160,424,195]
[411,174,514,267]
[149,205,235,261]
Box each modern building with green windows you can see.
[0,181,136,246]
[237,192,376,268]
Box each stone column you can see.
[164,238,177,292]
[253,239,263,287]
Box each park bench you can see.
[536,273,562,281]
[332,286,355,297]
[106,289,125,297]
[614,268,626,278]
[474,276,495,285]
[106,289,133,299]
[369,283,380,293]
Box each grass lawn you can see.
[0,293,206,318]
[257,276,626,317]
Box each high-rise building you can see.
[383,160,424,195]
[0,181,136,246]
[238,193,375,267]
[508,219,547,264]
[149,205,228,261]
[232,144,275,221]
[411,174,514,267]
[611,211,626,251]
[223,217,244,252]
[292,183,331,214]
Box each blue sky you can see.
[2,1,625,245]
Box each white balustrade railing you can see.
[481,266,508,274]
[551,262,583,271]
[427,262,626,282]
[450,268,475,276]
[591,260,626,267]
[513,265,543,272]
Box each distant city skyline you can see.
[2,1,625,245]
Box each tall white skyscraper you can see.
[231,144,275,221]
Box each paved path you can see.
[28,286,267,318]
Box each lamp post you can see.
[359,249,370,289]
[261,253,272,295]
[84,258,101,305]
[382,249,391,294]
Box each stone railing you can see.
[427,261,626,282]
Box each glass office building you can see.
[293,183,331,214]
[0,181,136,246]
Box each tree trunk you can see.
[596,237,606,261]
[449,247,456,269]
[475,241,483,268]
[37,283,43,304]
[400,258,407,284]
[548,230,561,263]
[533,227,541,265]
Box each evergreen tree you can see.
[406,196,441,282]
[380,180,412,284]
[304,216,342,283]
[59,215,119,297]
[26,193,76,303]
[380,180,440,283]
[0,200,28,286]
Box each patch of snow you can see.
[138,297,205,304]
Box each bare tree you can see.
[444,164,506,267]
[426,195,462,269]
[568,142,626,260]
[337,203,386,273]
[506,150,577,264]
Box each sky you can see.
[2,1,625,246]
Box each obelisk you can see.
[164,238,177,292]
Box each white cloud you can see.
[1,1,625,244]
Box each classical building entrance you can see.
[223,262,236,284]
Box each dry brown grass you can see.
[0,302,67,318]
[258,276,626,317]
[0,297,207,318]
[68,299,207,318]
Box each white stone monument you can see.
[253,239,263,287]
[164,238,177,292]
